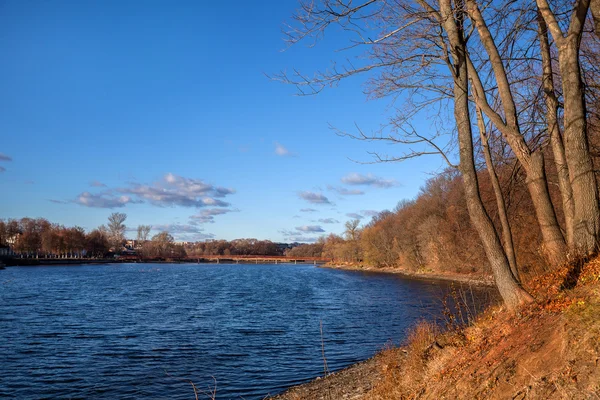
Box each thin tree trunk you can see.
[438,0,532,310]
[537,11,575,249]
[466,0,567,266]
[476,107,519,281]
[537,0,600,257]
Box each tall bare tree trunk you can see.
[592,0,600,38]
[466,0,567,266]
[438,0,532,309]
[538,0,600,257]
[476,106,519,281]
[537,12,575,249]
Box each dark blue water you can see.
[0,263,492,399]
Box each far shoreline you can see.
[319,262,495,287]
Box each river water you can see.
[0,263,494,399]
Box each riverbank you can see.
[321,262,495,287]
[1,257,118,267]
[273,257,600,399]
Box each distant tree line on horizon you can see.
[0,213,295,260]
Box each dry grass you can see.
[359,257,600,400]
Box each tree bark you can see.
[466,0,568,266]
[537,12,575,249]
[438,0,533,310]
[592,0,600,38]
[476,106,519,282]
[537,0,600,257]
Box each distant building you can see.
[0,245,13,256]
[125,240,142,249]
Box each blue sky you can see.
[0,0,449,242]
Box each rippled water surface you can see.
[0,263,492,399]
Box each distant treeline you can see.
[184,239,288,257]
[0,217,295,260]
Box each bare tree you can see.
[137,225,152,243]
[345,219,362,262]
[107,212,127,252]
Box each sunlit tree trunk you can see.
[537,0,600,257]
[537,11,575,249]
[476,106,519,281]
[439,0,532,309]
[592,0,600,38]
[466,0,567,266]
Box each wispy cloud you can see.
[318,218,339,224]
[49,199,69,204]
[300,208,318,213]
[76,192,139,209]
[361,209,380,217]
[341,173,397,188]
[189,208,236,224]
[90,180,107,187]
[346,213,364,220]
[275,142,295,157]
[296,225,325,233]
[178,232,216,241]
[298,191,331,205]
[289,236,318,243]
[149,223,216,241]
[279,229,319,243]
[327,185,365,196]
[0,153,12,162]
[152,223,205,234]
[0,166,5,173]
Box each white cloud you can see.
[152,223,205,234]
[279,229,320,243]
[341,173,397,188]
[117,173,235,208]
[275,142,294,157]
[72,173,235,210]
[298,191,331,204]
[76,192,137,208]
